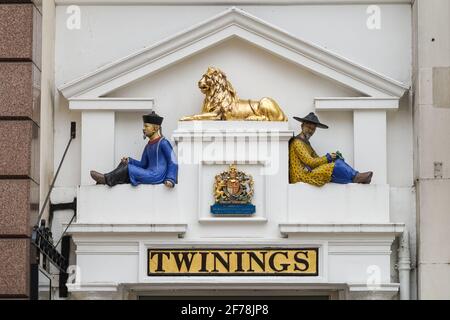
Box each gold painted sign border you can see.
[147,248,319,276]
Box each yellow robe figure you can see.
[289,137,335,187]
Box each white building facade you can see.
[47,1,421,300]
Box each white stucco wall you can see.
[52,3,416,299]
[55,4,412,86]
[54,4,413,189]
[109,38,357,169]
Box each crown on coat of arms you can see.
[213,164,254,204]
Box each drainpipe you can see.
[398,229,411,300]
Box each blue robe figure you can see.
[90,111,178,188]
[127,136,177,186]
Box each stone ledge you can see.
[199,217,268,223]
[68,98,154,111]
[288,183,390,224]
[76,184,183,224]
[347,283,400,300]
[173,121,293,141]
[67,223,187,236]
[279,223,405,236]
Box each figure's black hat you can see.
[143,111,163,125]
[293,112,328,129]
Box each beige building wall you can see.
[414,0,450,299]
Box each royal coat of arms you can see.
[211,165,255,215]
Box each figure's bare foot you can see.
[353,172,373,184]
[90,170,106,184]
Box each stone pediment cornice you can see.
[59,7,409,99]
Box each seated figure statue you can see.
[90,111,178,188]
[289,112,372,187]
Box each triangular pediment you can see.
[58,7,409,99]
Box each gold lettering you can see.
[147,249,318,275]
[212,251,232,272]
[172,251,197,272]
[268,251,290,272]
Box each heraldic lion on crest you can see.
[180,67,288,121]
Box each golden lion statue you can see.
[180,67,287,121]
